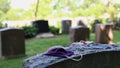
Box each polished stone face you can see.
[0,28,25,59]
[32,20,50,33]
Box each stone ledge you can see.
[23,42,120,68]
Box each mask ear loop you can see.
[66,54,83,62]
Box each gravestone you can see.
[77,20,87,27]
[117,17,120,25]
[23,42,120,68]
[32,20,50,33]
[70,26,90,44]
[62,20,72,34]
[0,28,25,59]
[95,24,113,44]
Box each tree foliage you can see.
[0,0,119,22]
[0,0,10,13]
[0,0,10,21]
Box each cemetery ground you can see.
[0,30,120,68]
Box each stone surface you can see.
[0,28,25,59]
[32,20,50,33]
[61,20,72,34]
[23,41,120,68]
[69,26,90,44]
[35,32,55,38]
[95,24,113,44]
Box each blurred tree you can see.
[5,1,35,20]
[82,0,99,8]
[0,0,10,21]
[1,0,119,21]
[114,3,120,11]
[0,0,10,13]
[34,0,39,20]
[50,0,84,18]
[81,0,105,17]
[5,8,25,20]
[34,0,53,19]
[105,0,118,23]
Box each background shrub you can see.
[49,26,60,35]
[0,22,8,28]
[91,19,102,32]
[22,25,38,38]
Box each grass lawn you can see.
[0,30,120,68]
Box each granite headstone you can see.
[32,20,50,33]
[70,26,90,44]
[0,28,25,59]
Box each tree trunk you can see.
[34,0,39,20]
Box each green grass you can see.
[0,31,120,68]
[26,34,70,56]
[113,30,120,44]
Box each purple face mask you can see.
[44,47,74,58]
